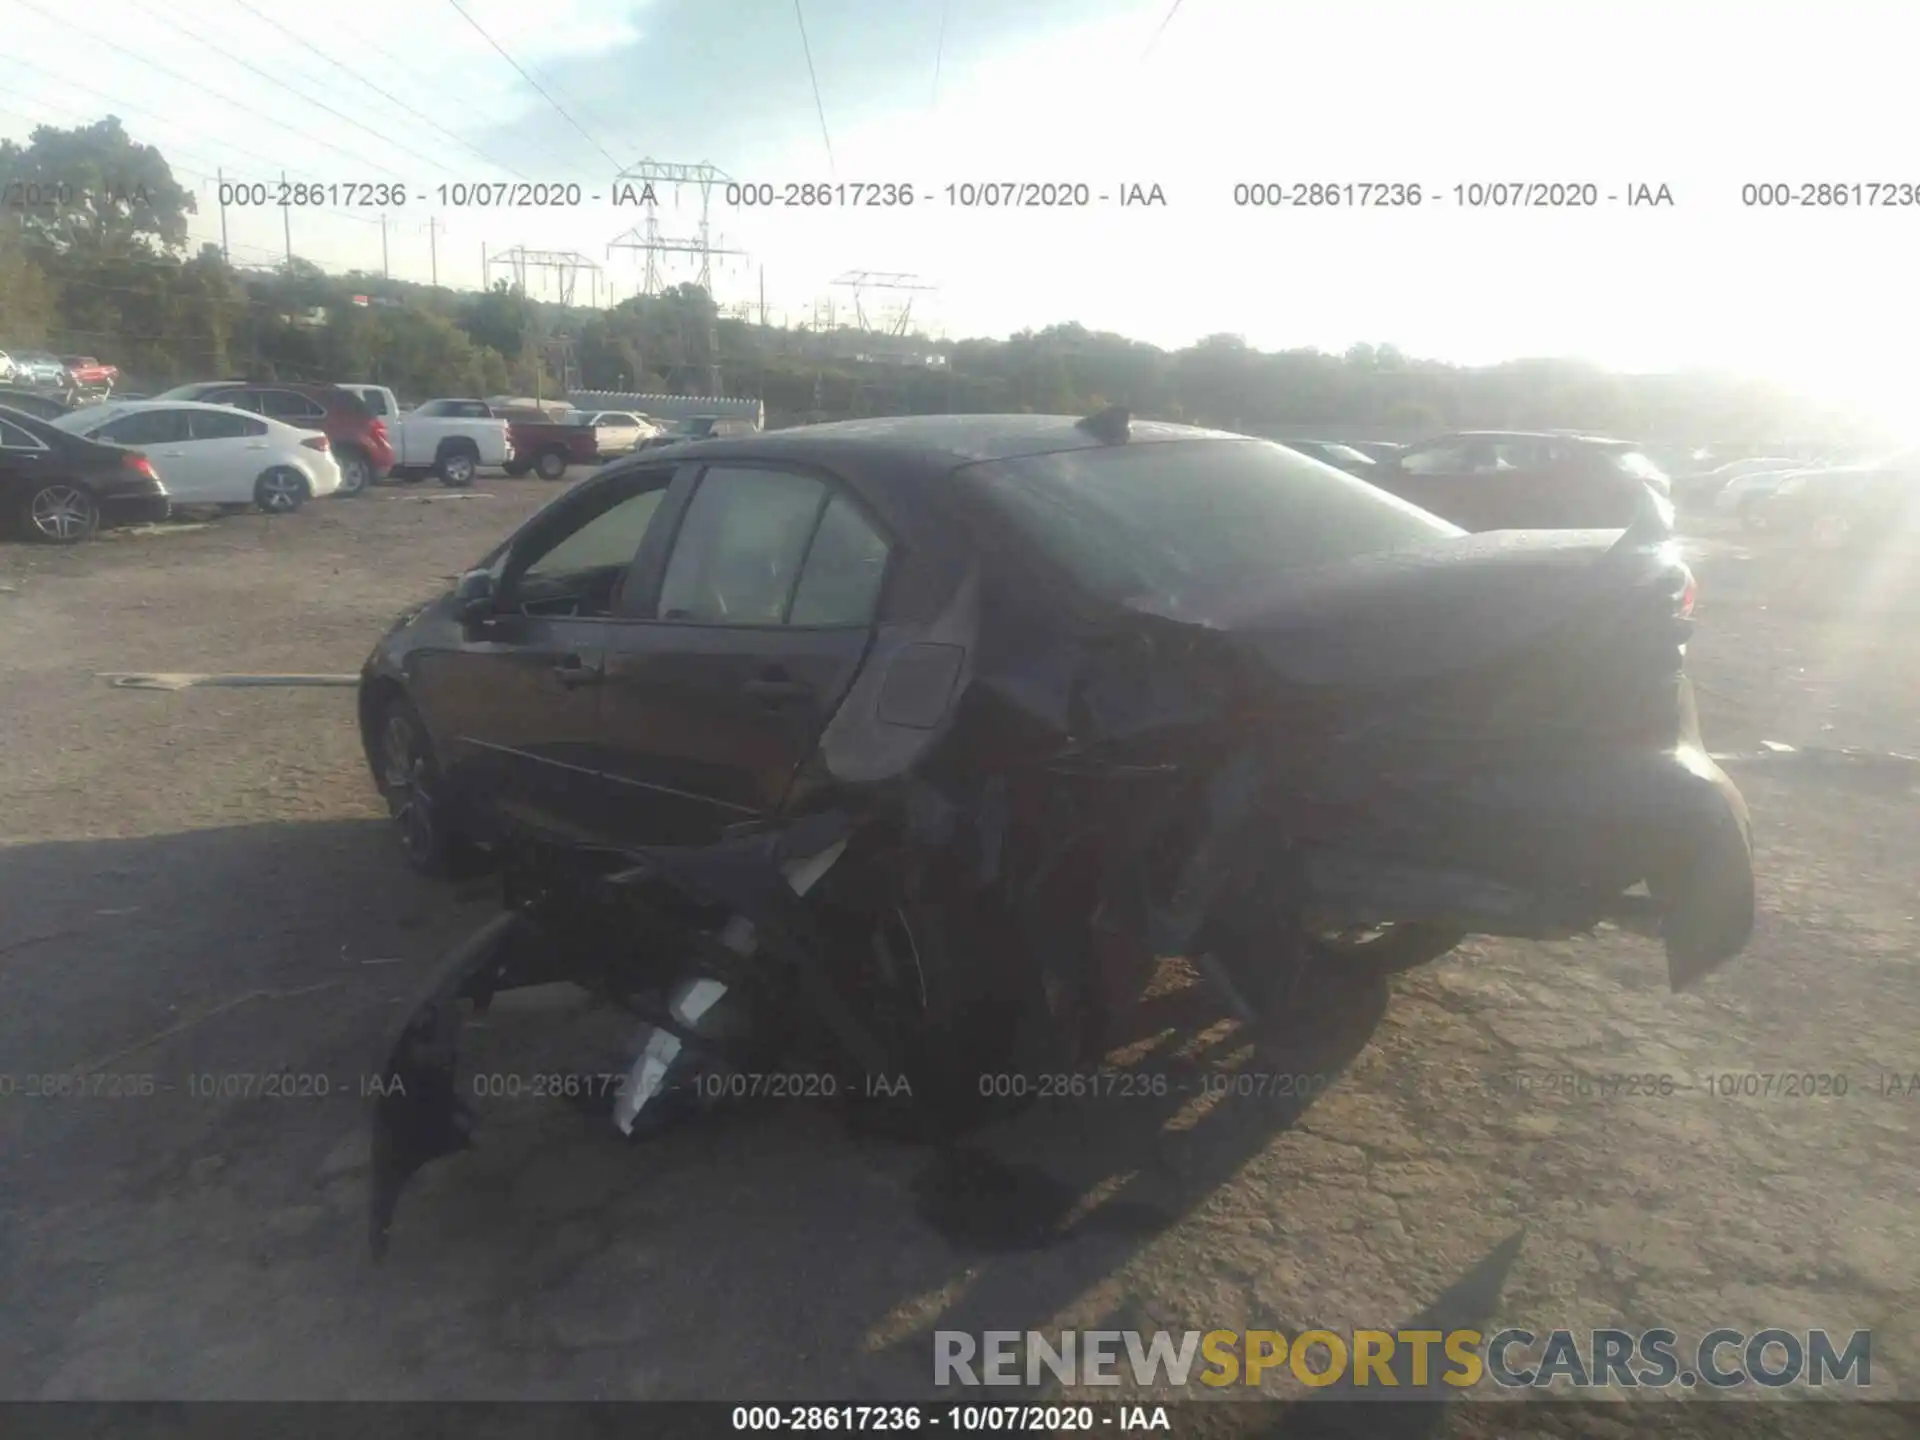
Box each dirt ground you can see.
[1,477,1917,1423]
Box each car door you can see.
[185,407,274,498]
[592,462,890,847]
[408,466,679,846]
[1478,435,1554,526]
[0,415,55,501]
[91,409,202,497]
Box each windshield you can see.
[966,438,1461,615]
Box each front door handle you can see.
[552,653,603,688]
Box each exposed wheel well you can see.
[435,438,480,461]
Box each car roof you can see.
[1442,429,1635,446]
[88,399,276,413]
[641,413,1244,471]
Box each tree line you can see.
[1,117,1866,444]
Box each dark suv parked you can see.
[1368,431,1673,531]
[152,381,394,494]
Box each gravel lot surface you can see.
[1,479,1915,1431]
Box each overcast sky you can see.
[6,0,1917,429]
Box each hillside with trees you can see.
[1,117,1868,445]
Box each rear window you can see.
[965,439,1461,613]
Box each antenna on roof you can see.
[1075,404,1130,444]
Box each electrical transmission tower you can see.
[484,247,606,308]
[606,161,746,396]
[606,160,743,295]
[830,271,938,337]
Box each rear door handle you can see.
[552,653,603,687]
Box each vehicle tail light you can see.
[123,453,158,480]
[1676,564,1697,618]
[302,435,330,451]
[370,418,389,443]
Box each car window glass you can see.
[362,391,391,415]
[520,484,668,584]
[190,409,264,440]
[218,389,263,412]
[99,409,188,445]
[1400,442,1470,474]
[1486,439,1542,471]
[454,402,489,418]
[788,495,891,627]
[658,467,828,624]
[0,417,43,449]
[259,389,324,421]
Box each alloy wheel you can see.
[338,453,370,495]
[259,470,305,512]
[28,484,97,541]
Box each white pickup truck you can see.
[388,398,513,487]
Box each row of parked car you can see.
[0,376,778,543]
[0,348,120,400]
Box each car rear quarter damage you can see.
[368,428,1754,1254]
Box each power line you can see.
[444,0,625,172]
[793,0,836,176]
[931,0,948,107]
[19,69,380,210]
[1140,0,1187,60]
[10,0,414,186]
[224,0,533,183]
[122,0,458,182]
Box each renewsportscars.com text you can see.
[935,1327,1871,1390]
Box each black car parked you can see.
[360,410,1756,1248]
[0,404,170,543]
[0,386,73,422]
[1369,430,1673,531]
[1276,438,1380,476]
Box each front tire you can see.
[23,481,100,543]
[372,695,486,879]
[255,467,308,514]
[535,448,568,481]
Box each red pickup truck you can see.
[497,408,600,481]
[61,356,119,394]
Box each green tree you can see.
[0,117,195,254]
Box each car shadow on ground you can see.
[3,816,1444,1401]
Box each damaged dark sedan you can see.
[357,410,1754,1254]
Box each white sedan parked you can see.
[54,400,342,511]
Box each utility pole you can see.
[381,214,390,278]
[759,265,767,327]
[481,242,488,291]
[426,217,439,286]
[281,170,292,267]
[216,168,230,263]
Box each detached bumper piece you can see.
[369,819,891,1258]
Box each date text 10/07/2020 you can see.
[731,1405,1170,1432]
[1230,181,1675,207]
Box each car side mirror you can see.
[453,569,497,622]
